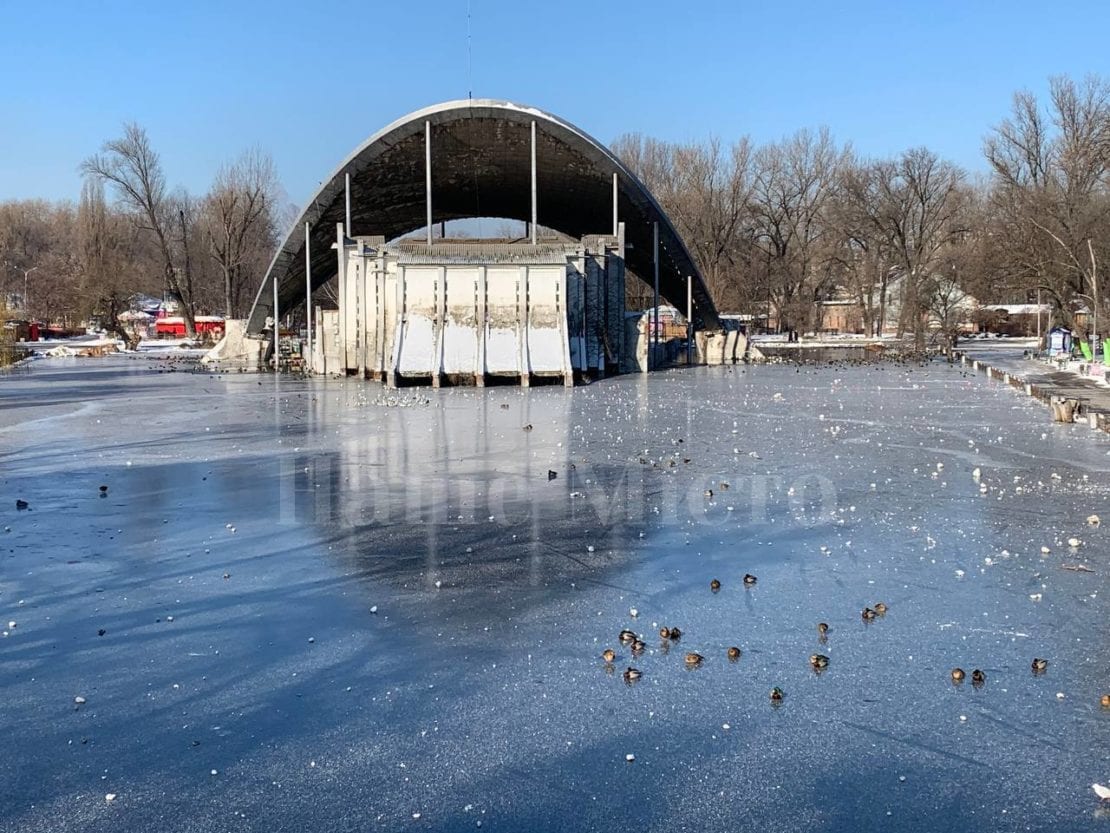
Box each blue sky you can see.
[3,0,1110,208]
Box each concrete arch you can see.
[246,99,718,334]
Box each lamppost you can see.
[3,262,37,315]
[22,266,38,315]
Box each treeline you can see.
[4,76,1109,346]
[617,74,1110,345]
[0,124,287,339]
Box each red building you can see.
[154,314,225,338]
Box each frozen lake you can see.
[1,355,1108,832]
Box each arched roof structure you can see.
[246,99,718,334]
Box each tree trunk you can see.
[223,262,233,319]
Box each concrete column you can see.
[519,265,530,386]
[336,223,348,373]
[359,249,369,378]
[432,265,445,387]
[561,265,574,387]
[388,265,403,387]
[652,221,659,371]
[345,172,352,237]
[530,121,538,245]
[616,222,626,364]
[425,120,433,246]
[612,172,619,237]
[272,273,279,372]
[476,265,487,386]
[304,222,312,373]
[376,251,386,379]
[314,305,323,375]
[686,274,693,366]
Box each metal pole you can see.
[612,173,618,237]
[1037,288,1042,344]
[687,274,693,365]
[1093,260,1099,352]
[22,266,37,314]
[425,120,433,246]
[530,121,538,245]
[305,222,312,372]
[344,172,352,237]
[652,221,659,370]
[272,273,279,372]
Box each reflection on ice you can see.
[0,355,1108,832]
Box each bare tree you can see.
[202,149,281,318]
[74,178,157,345]
[81,123,197,335]
[0,199,54,312]
[77,179,124,340]
[985,75,1110,333]
[667,137,755,310]
[750,128,847,333]
[827,162,896,336]
[613,133,763,314]
[842,149,966,348]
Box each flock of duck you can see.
[601,572,879,702]
[600,574,1110,709]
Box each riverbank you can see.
[955,341,1110,435]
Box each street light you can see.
[2,262,37,314]
[22,266,38,314]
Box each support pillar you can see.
[476,265,487,386]
[375,250,386,380]
[432,265,445,388]
[344,172,352,237]
[652,221,659,371]
[686,274,693,366]
[304,222,313,373]
[358,246,368,378]
[425,120,433,246]
[530,121,538,245]
[519,265,530,387]
[272,273,279,372]
[337,223,348,373]
[612,172,619,237]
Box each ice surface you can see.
[0,355,1108,832]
